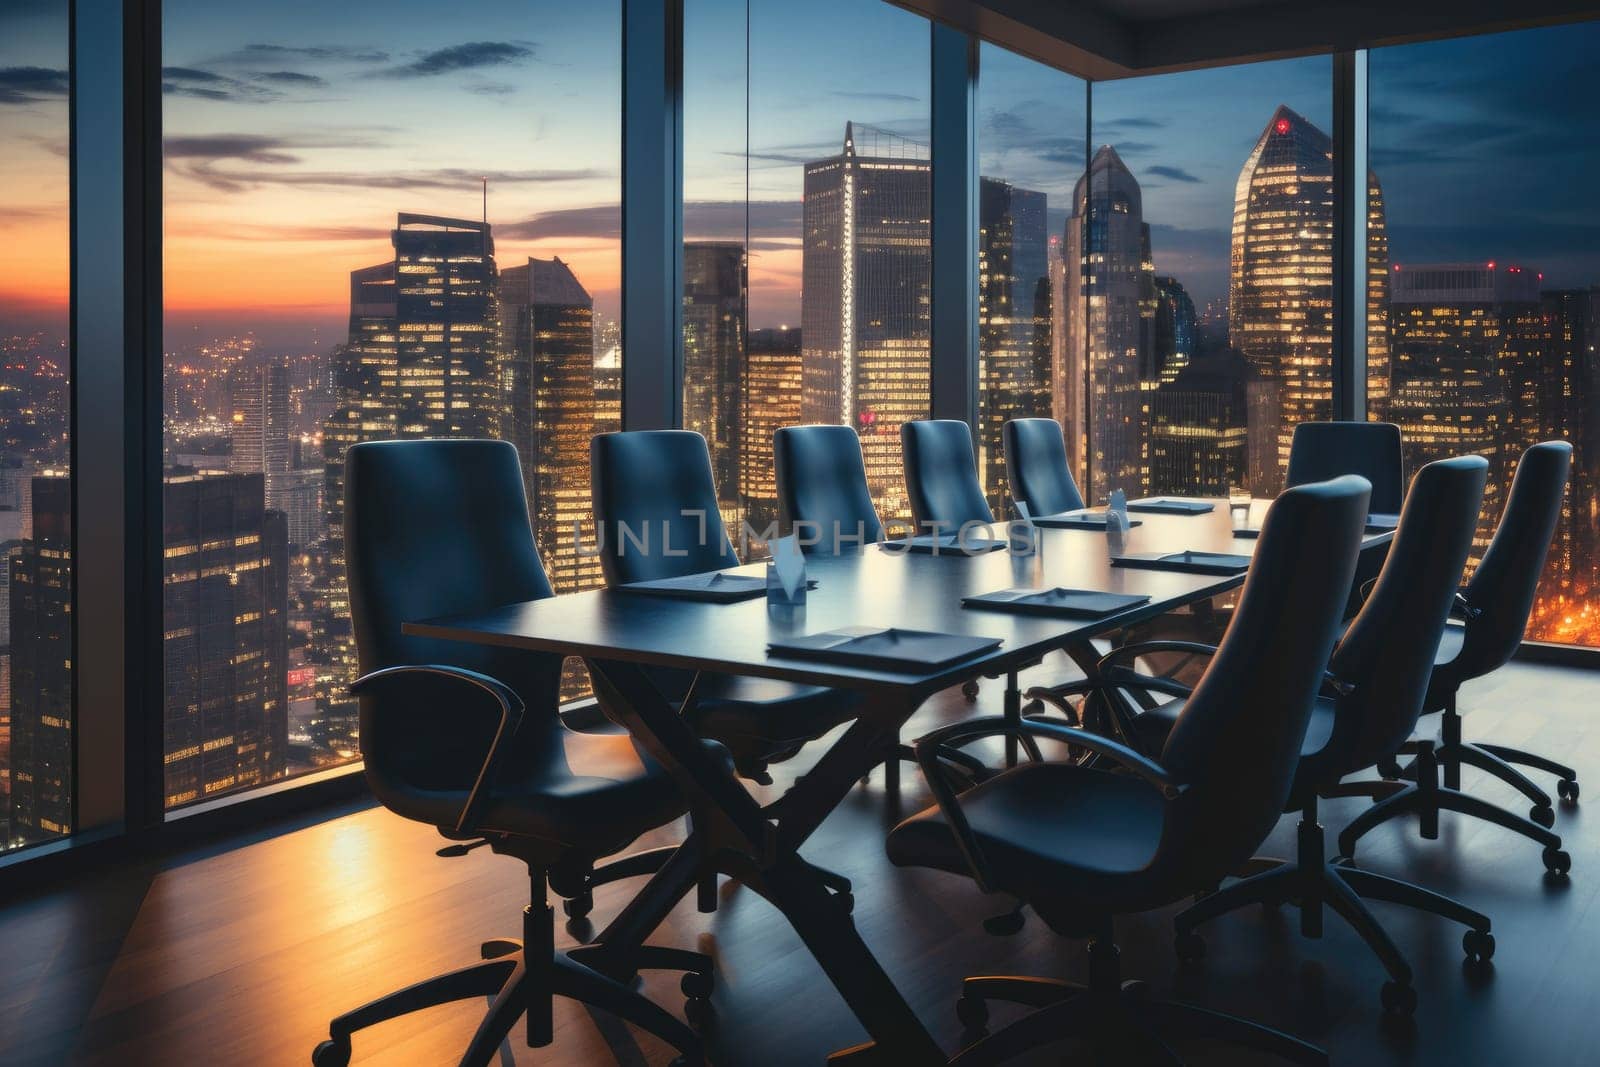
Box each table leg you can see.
[585,659,945,1063]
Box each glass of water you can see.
[1228,483,1253,529]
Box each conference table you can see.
[406,498,1393,1063]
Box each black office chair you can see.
[774,423,885,553]
[1340,441,1575,878]
[1003,417,1084,519]
[902,418,995,533]
[1287,421,1404,513]
[1116,456,1494,1014]
[886,475,1371,1065]
[591,429,863,785]
[316,439,706,1067]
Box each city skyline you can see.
[5,0,1600,850]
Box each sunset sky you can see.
[3,1,1598,354]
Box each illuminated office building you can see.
[162,472,288,809]
[978,177,1051,514]
[801,122,930,518]
[1149,348,1252,496]
[229,357,293,515]
[1230,105,1389,492]
[1153,275,1197,384]
[683,242,748,522]
[7,475,71,845]
[1061,145,1155,501]
[741,327,803,539]
[1388,262,1540,557]
[315,214,501,749]
[497,256,601,595]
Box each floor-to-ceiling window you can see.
[1370,21,1600,648]
[0,0,73,853]
[683,0,932,548]
[160,1,621,810]
[1090,58,1341,503]
[974,43,1086,517]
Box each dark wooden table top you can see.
[405,498,1392,694]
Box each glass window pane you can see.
[161,1,621,809]
[684,0,931,549]
[1,0,72,852]
[976,44,1086,515]
[1091,58,1335,501]
[1371,23,1600,647]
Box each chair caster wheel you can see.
[1174,930,1206,962]
[562,892,594,920]
[684,996,712,1028]
[1531,804,1556,828]
[956,993,990,1031]
[1377,760,1403,781]
[312,1039,351,1067]
[1558,779,1579,804]
[962,680,980,701]
[834,891,855,915]
[1380,981,1417,1015]
[1023,698,1045,715]
[681,970,714,1000]
[1462,929,1495,964]
[1120,979,1150,1001]
[1543,847,1572,877]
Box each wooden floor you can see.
[2,657,1597,1066]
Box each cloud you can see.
[256,70,328,88]
[377,42,535,79]
[498,205,620,241]
[162,65,282,102]
[164,134,302,164]
[225,43,391,65]
[1097,116,1165,130]
[0,66,69,106]
[463,80,516,97]
[163,134,603,194]
[165,221,390,244]
[829,90,920,104]
[1146,164,1201,183]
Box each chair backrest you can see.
[1003,418,1085,518]
[345,439,564,808]
[774,424,885,553]
[1330,455,1487,767]
[1457,440,1572,674]
[1287,421,1404,514]
[591,429,739,585]
[1158,475,1370,881]
[902,419,995,532]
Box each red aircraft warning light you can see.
[1274,118,1291,135]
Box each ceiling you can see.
[892,0,1600,79]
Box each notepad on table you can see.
[962,587,1152,619]
[893,533,1007,554]
[1028,510,1144,531]
[1110,550,1251,576]
[618,570,769,603]
[768,627,1003,672]
[1125,497,1216,515]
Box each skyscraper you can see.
[682,242,747,522]
[162,472,289,808]
[801,122,930,520]
[1060,144,1154,501]
[8,475,72,845]
[1230,105,1390,493]
[978,177,1051,514]
[229,357,292,513]
[497,256,600,595]
[1388,262,1541,557]
[1149,347,1253,496]
[1152,275,1197,384]
[316,214,500,751]
[741,327,804,539]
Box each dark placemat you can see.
[1111,550,1251,576]
[1125,497,1215,515]
[618,571,768,603]
[769,626,1003,672]
[962,587,1152,619]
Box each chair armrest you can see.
[1095,640,1219,674]
[910,716,1184,894]
[351,664,526,836]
